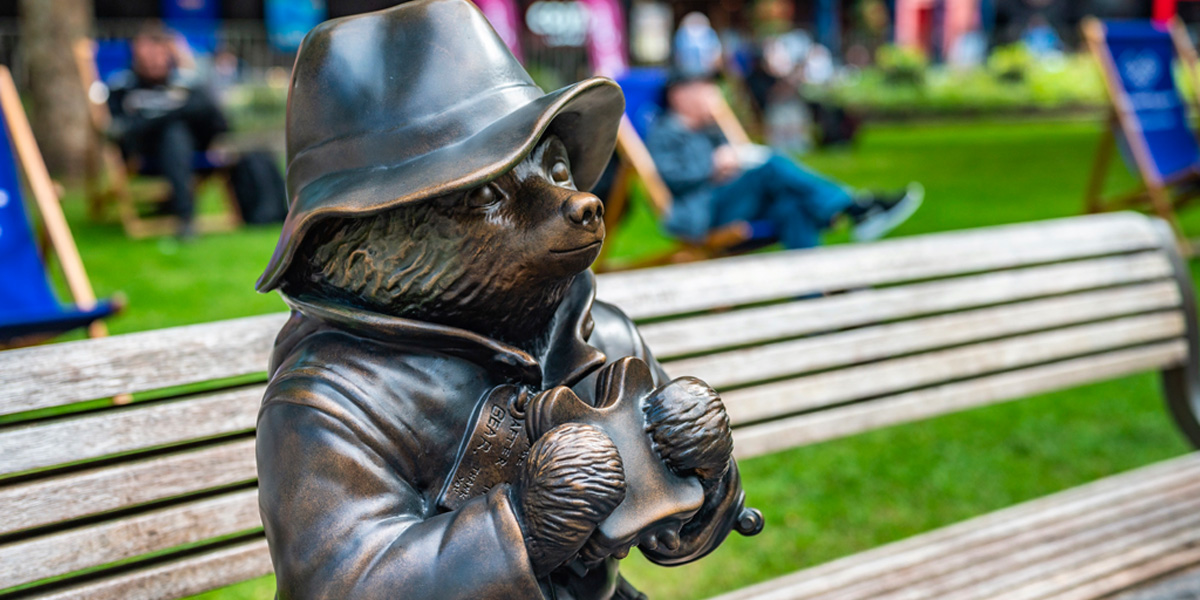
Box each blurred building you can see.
[893,0,1156,62]
[0,0,347,84]
[0,0,1187,89]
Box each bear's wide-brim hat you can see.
[256,0,624,292]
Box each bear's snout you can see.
[562,192,604,231]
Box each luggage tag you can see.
[436,385,532,512]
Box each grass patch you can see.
[43,118,1194,599]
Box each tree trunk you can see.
[18,0,94,180]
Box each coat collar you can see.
[279,272,607,390]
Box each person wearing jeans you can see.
[645,75,921,250]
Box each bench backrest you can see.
[1,212,1196,598]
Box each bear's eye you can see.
[551,161,571,185]
[465,183,501,208]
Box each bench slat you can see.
[0,489,260,590]
[28,538,271,600]
[723,312,1186,425]
[718,456,1200,599]
[816,482,1200,600]
[822,474,1200,600]
[642,252,1172,359]
[0,386,261,477]
[0,438,256,536]
[709,453,1200,600]
[0,313,284,415]
[732,341,1188,459]
[942,511,1200,600]
[1051,546,1200,600]
[600,213,1164,320]
[672,281,1181,389]
[863,483,1200,599]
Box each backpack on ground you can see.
[230,151,287,224]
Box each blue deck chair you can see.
[596,68,775,271]
[94,40,132,84]
[1083,18,1200,251]
[616,68,670,139]
[0,78,118,346]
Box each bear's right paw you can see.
[511,422,626,576]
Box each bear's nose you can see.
[562,192,604,230]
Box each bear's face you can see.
[452,135,605,281]
[288,135,605,350]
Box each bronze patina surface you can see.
[255,1,760,597]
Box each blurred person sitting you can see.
[106,21,229,239]
[645,75,921,250]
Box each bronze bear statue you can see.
[255,1,760,598]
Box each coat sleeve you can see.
[256,376,543,600]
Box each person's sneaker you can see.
[850,182,924,242]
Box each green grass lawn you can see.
[46,118,1196,599]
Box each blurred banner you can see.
[630,2,671,64]
[161,0,219,53]
[816,0,840,55]
[266,0,328,52]
[579,0,628,76]
[1155,0,1186,24]
[473,0,524,62]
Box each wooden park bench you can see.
[2,211,1198,599]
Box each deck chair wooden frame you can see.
[0,66,110,343]
[596,93,765,272]
[1083,17,1200,254]
[73,39,241,239]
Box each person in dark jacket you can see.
[253,2,756,598]
[646,75,921,249]
[106,21,228,238]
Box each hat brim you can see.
[257,76,624,292]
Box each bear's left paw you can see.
[642,377,733,485]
